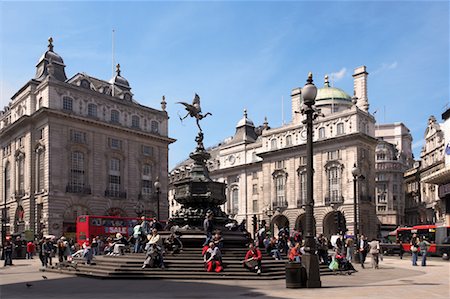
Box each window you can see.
[141,163,152,196]
[80,79,90,89]
[151,121,159,133]
[4,162,10,199]
[299,171,306,206]
[88,104,97,117]
[377,153,386,160]
[300,156,306,165]
[70,130,87,144]
[393,184,398,193]
[37,149,45,191]
[286,135,292,146]
[38,128,44,140]
[141,179,152,195]
[110,158,120,172]
[327,167,341,202]
[336,123,344,135]
[319,127,326,139]
[142,145,153,156]
[271,138,277,149]
[231,188,239,214]
[376,174,386,181]
[252,200,259,213]
[377,206,386,212]
[327,150,340,161]
[252,172,258,180]
[63,97,73,111]
[17,155,25,195]
[143,164,152,177]
[111,110,120,123]
[276,160,284,169]
[69,151,85,193]
[109,138,122,150]
[108,158,121,196]
[276,176,286,206]
[132,115,140,129]
[252,184,258,195]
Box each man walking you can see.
[358,234,368,269]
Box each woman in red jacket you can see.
[243,243,262,275]
[26,241,35,259]
[288,242,301,263]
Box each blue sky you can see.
[1,1,449,169]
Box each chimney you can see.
[352,66,369,112]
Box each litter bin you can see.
[285,262,306,288]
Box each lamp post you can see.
[300,72,321,288]
[351,164,361,238]
[154,177,161,220]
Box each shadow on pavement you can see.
[1,277,281,299]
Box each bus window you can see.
[79,216,87,223]
[79,232,87,241]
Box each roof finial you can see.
[324,75,330,87]
[244,109,247,118]
[161,95,167,111]
[263,116,269,130]
[306,72,313,84]
[116,63,121,76]
[48,37,54,52]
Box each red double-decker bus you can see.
[76,215,154,245]
[395,225,450,254]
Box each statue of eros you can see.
[177,94,212,132]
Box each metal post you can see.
[300,73,321,288]
[353,176,359,237]
[157,188,160,221]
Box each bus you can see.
[76,215,155,245]
[411,224,450,254]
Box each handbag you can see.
[410,245,418,253]
[328,259,339,271]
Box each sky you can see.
[0,0,449,170]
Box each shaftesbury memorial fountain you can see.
[171,95,234,237]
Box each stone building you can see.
[170,66,379,239]
[374,123,413,236]
[0,38,174,240]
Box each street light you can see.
[300,72,321,288]
[154,177,161,220]
[351,164,361,237]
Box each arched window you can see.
[4,162,10,199]
[132,115,140,129]
[88,104,97,117]
[231,188,239,214]
[286,135,292,146]
[327,166,342,203]
[271,138,277,149]
[151,121,159,133]
[319,127,326,139]
[336,123,344,135]
[69,151,85,193]
[111,110,120,123]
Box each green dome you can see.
[315,86,351,101]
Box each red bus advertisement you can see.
[395,225,450,254]
[76,215,154,245]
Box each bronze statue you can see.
[177,94,212,132]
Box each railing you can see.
[104,190,127,199]
[66,185,91,194]
[272,201,288,209]
[325,196,344,205]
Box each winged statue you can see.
[177,94,212,132]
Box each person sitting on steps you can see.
[243,243,262,275]
[203,242,223,272]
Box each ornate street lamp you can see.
[154,177,161,220]
[351,164,361,237]
[300,72,321,288]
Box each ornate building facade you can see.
[0,39,174,239]
[374,123,413,236]
[170,66,379,239]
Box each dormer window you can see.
[80,79,90,89]
[124,93,132,101]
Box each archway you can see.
[271,214,289,236]
[322,210,347,239]
[63,205,90,239]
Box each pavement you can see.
[0,256,449,299]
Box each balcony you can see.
[66,185,91,194]
[325,196,344,205]
[104,190,127,199]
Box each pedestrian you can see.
[358,234,368,269]
[133,222,143,253]
[26,241,35,259]
[418,236,430,266]
[410,233,419,266]
[288,242,301,263]
[42,238,53,268]
[3,240,13,266]
[82,241,93,265]
[203,212,214,246]
[399,241,404,259]
[368,238,380,269]
[345,236,355,263]
[243,243,262,275]
[140,216,151,236]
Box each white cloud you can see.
[330,67,347,81]
[372,61,398,75]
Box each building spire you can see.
[161,95,167,111]
[116,63,121,76]
[324,75,330,87]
